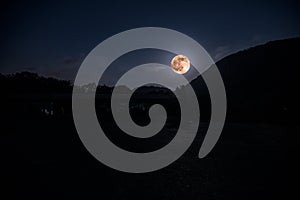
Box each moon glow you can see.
[171,55,190,74]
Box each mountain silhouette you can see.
[1,38,299,124]
[192,37,300,124]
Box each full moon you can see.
[171,55,190,74]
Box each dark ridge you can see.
[192,37,300,124]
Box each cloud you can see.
[213,46,232,61]
[251,34,263,43]
[62,53,86,65]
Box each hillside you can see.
[192,37,300,124]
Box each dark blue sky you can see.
[1,0,299,81]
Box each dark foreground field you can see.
[1,112,294,199]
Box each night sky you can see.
[1,0,299,81]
